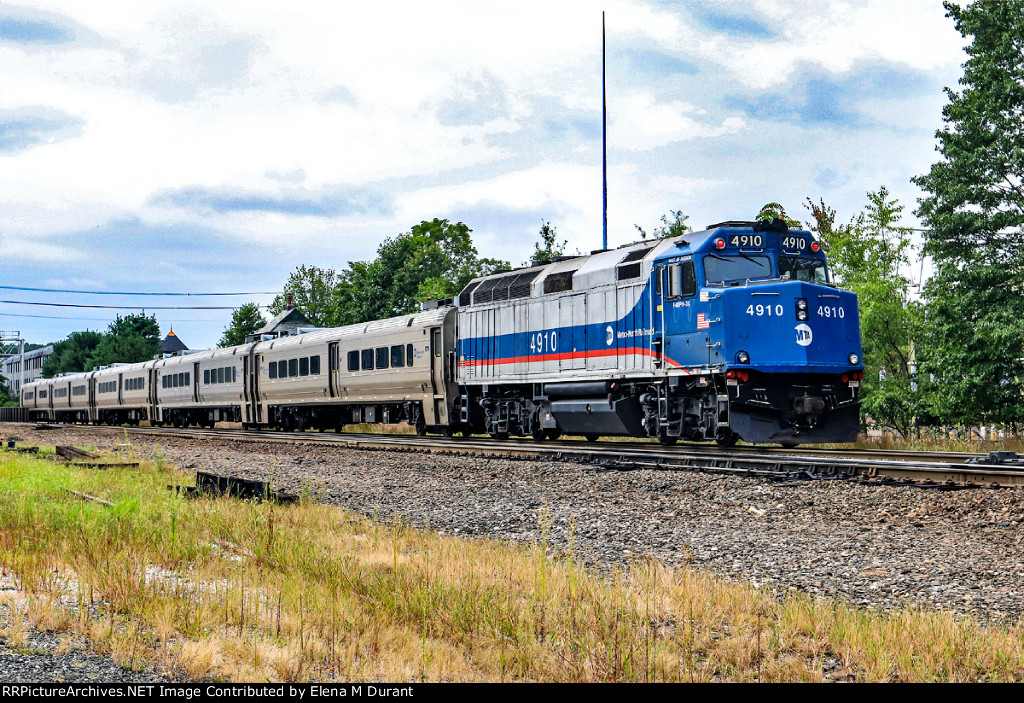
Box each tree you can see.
[42,330,103,377]
[330,219,509,324]
[0,371,12,405]
[269,220,510,327]
[913,0,1024,427]
[219,303,266,347]
[634,210,692,240]
[85,314,162,369]
[805,189,929,437]
[268,265,341,328]
[528,221,567,265]
[756,202,800,228]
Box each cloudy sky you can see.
[1,0,966,349]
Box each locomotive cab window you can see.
[778,257,830,284]
[664,262,696,299]
[703,255,773,285]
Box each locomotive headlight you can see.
[795,298,809,321]
[736,350,750,364]
[849,353,860,365]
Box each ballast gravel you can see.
[15,425,1024,625]
[4,424,1024,681]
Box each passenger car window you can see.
[376,347,389,369]
[288,359,298,377]
[391,345,405,368]
[310,356,320,375]
[406,343,413,366]
[278,360,287,378]
[269,363,277,379]
[299,357,309,376]
[347,351,359,372]
[361,349,374,370]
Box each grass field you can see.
[1,446,1024,682]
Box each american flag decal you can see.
[697,313,710,330]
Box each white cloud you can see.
[612,95,747,151]
[655,0,966,90]
[0,0,968,348]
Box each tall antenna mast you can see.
[602,10,608,250]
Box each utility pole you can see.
[602,10,608,251]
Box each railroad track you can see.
[11,421,1024,489]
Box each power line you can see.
[0,312,226,322]
[1,300,272,310]
[0,284,280,296]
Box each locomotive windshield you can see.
[778,257,830,284]
[703,254,773,284]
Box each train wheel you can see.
[442,425,454,438]
[545,429,562,441]
[780,441,800,449]
[489,431,509,440]
[658,429,677,446]
[532,429,546,441]
[585,434,600,443]
[416,421,427,437]
[715,430,739,448]
[461,428,473,438]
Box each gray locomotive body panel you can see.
[457,240,677,387]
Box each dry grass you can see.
[1,448,1024,682]
[840,434,1024,454]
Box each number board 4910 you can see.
[727,234,763,247]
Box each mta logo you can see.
[795,324,813,347]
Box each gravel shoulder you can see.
[4,423,1024,679]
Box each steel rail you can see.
[12,421,1024,489]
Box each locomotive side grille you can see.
[619,246,653,264]
[491,275,513,302]
[543,271,575,294]
[471,275,505,304]
[616,262,642,281]
[457,280,481,306]
[509,270,541,300]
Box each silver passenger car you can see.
[249,307,458,433]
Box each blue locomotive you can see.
[455,218,863,446]
[24,218,863,447]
